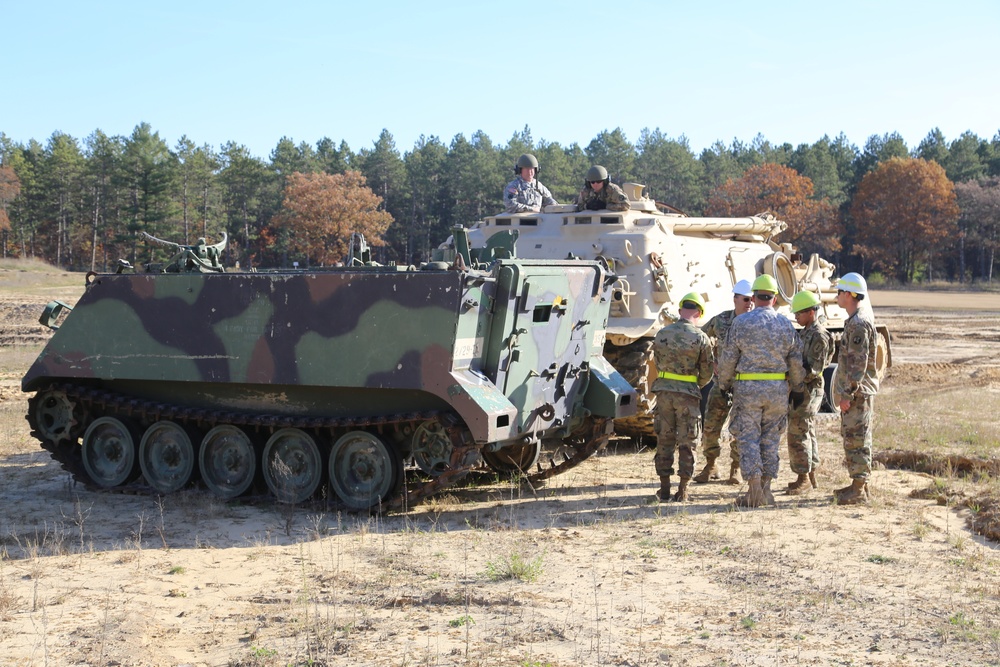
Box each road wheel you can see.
[82,417,140,488]
[329,431,401,510]
[199,425,258,499]
[262,428,323,504]
[140,420,199,493]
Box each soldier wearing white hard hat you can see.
[695,278,755,485]
[832,272,880,505]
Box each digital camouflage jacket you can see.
[717,307,805,394]
[834,305,880,401]
[575,182,630,212]
[503,176,556,213]
[651,319,714,398]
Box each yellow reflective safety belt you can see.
[658,371,698,382]
[735,372,787,380]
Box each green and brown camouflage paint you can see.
[24,258,635,505]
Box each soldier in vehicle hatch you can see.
[575,165,630,212]
[504,153,557,213]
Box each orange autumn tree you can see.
[851,157,959,283]
[269,171,393,266]
[0,165,20,232]
[705,163,841,255]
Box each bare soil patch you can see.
[2,275,999,666]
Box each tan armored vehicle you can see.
[446,183,890,440]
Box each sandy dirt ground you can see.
[1,280,999,666]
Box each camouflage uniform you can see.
[652,319,714,480]
[575,182,630,212]
[718,308,805,480]
[834,305,880,480]
[787,321,834,474]
[503,176,557,213]
[701,309,740,466]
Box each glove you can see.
[586,199,603,211]
[802,360,812,373]
[789,391,805,409]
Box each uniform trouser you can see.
[654,391,702,479]
[730,381,788,480]
[786,379,824,474]
[702,382,740,465]
[842,393,875,480]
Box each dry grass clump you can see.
[958,494,1000,543]
[482,551,544,583]
[0,574,22,621]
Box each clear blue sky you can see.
[3,0,999,159]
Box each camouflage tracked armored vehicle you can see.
[23,235,635,509]
[439,184,890,440]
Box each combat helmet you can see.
[586,165,609,183]
[515,153,540,174]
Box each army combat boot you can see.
[723,461,740,485]
[734,476,765,508]
[808,471,818,489]
[761,476,776,506]
[786,473,810,495]
[656,476,671,503]
[672,476,691,502]
[692,456,718,484]
[835,478,869,505]
[833,480,855,498]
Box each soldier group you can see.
[652,272,880,508]
[499,153,881,508]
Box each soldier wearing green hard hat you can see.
[786,290,834,496]
[751,273,779,296]
[791,290,821,313]
[679,291,705,314]
[717,274,806,508]
[576,165,631,212]
[650,291,714,503]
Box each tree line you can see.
[1,123,998,283]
